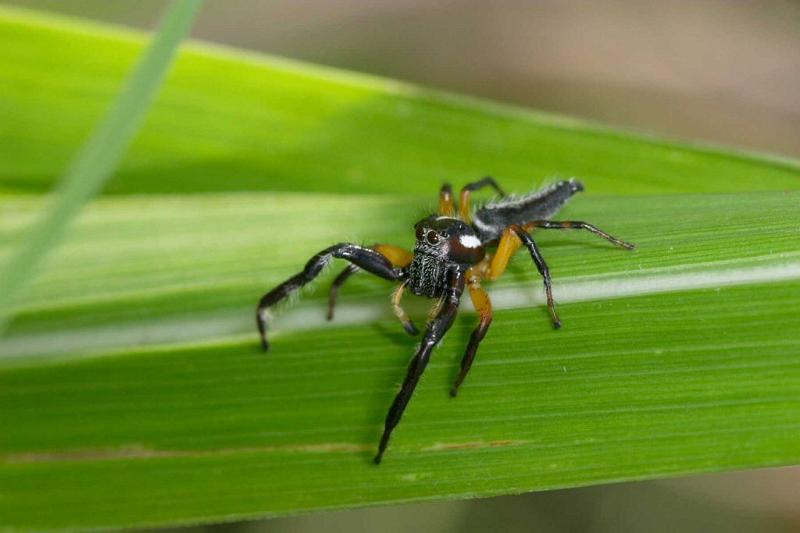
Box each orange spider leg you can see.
[451,269,493,396]
[458,176,506,223]
[390,282,419,335]
[373,244,414,268]
[439,183,455,216]
[483,224,528,280]
[458,189,472,223]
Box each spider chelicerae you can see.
[256,177,635,463]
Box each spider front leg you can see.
[375,267,465,464]
[256,243,404,351]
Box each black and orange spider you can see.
[256,177,634,463]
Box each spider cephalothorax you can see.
[408,216,484,297]
[256,177,634,463]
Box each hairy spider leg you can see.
[451,271,493,397]
[391,282,419,335]
[510,224,562,329]
[375,267,466,464]
[439,182,455,216]
[458,176,507,223]
[527,220,635,250]
[257,243,404,351]
[326,244,414,321]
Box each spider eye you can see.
[416,226,425,240]
[426,232,440,245]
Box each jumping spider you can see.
[257,177,634,463]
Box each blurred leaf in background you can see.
[0,0,202,330]
[6,0,800,158]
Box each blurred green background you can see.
[3,1,799,531]
[7,0,800,159]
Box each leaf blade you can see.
[1,6,799,198]
[2,281,800,529]
[1,7,800,530]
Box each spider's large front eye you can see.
[415,226,425,240]
[426,232,440,245]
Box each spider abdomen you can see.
[407,252,447,297]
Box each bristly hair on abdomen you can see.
[471,178,585,243]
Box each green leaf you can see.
[0,0,202,331]
[1,7,799,531]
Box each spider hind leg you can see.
[511,224,562,328]
[528,220,635,249]
[484,224,561,329]
[459,176,506,223]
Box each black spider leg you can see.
[462,176,506,197]
[328,265,419,336]
[256,244,404,351]
[510,225,562,329]
[327,264,360,320]
[375,266,466,464]
[528,220,635,250]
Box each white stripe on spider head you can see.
[459,234,482,248]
